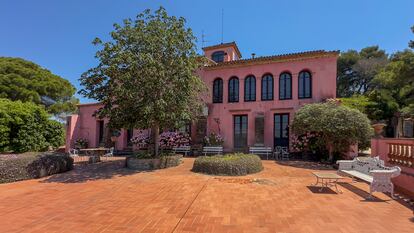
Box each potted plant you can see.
[372,121,386,138]
[111,129,121,142]
[74,138,88,149]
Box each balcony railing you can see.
[388,143,414,168]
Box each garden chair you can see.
[274,146,282,160]
[280,147,290,160]
[69,148,79,157]
[103,147,114,160]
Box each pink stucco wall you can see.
[371,138,414,198]
[199,56,337,151]
[65,103,129,151]
[203,45,241,62]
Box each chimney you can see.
[251,53,256,59]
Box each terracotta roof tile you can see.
[204,50,339,69]
[202,42,242,58]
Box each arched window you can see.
[244,75,256,101]
[211,51,225,63]
[261,74,274,100]
[298,71,312,98]
[228,77,239,102]
[279,72,292,100]
[212,78,223,103]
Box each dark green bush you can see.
[0,99,65,153]
[0,152,73,183]
[192,153,263,176]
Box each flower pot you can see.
[372,123,386,138]
[111,136,118,142]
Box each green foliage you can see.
[337,46,388,98]
[0,152,73,183]
[339,95,372,115]
[0,99,65,153]
[291,102,373,161]
[370,49,414,118]
[192,153,263,176]
[79,7,206,156]
[0,57,78,118]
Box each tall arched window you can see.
[228,77,239,102]
[261,74,274,100]
[244,75,256,101]
[298,71,312,98]
[212,78,223,103]
[211,51,225,63]
[279,72,292,100]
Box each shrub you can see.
[0,152,73,183]
[0,99,65,153]
[74,138,89,149]
[291,102,374,161]
[26,153,73,178]
[203,132,224,146]
[131,131,191,150]
[192,153,263,176]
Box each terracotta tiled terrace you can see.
[0,158,412,233]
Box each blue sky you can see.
[1,0,413,103]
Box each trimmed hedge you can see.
[0,152,73,183]
[192,153,263,176]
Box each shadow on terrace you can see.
[40,158,149,184]
[275,159,334,170]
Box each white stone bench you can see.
[173,146,191,157]
[202,146,223,156]
[249,146,272,160]
[337,157,401,198]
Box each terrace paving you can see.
[0,158,412,233]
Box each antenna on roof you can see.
[221,9,224,44]
[201,30,209,48]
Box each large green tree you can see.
[291,102,373,162]
[337,46,388,97]
[79,7,206,156]
[0,57,78,119]
[369,50,414,120]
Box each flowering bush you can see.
[130,130,150,148]
[291,102,373,161]
[74,138,88,149]
[159,132,191,149]
[131,130,191,149]
[291,132,320,152]
[203,132,224,146]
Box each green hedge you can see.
[192,153,263,176]
[0,99,65,153]
[0,152,73,183]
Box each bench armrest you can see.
[336,160,354,170]
[370,167,401,178]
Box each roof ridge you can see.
[204,50,339,69]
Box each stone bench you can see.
[337,157,401,198]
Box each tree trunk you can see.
[153,124,160,157]
[328,143,334,163]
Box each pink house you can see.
[66,42,339,154]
